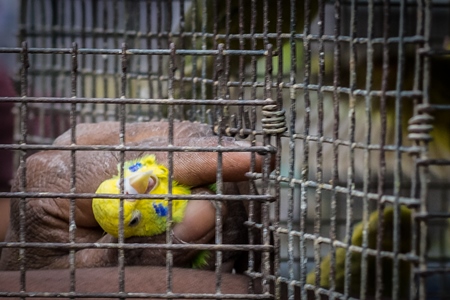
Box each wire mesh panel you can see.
[0,0,449,300]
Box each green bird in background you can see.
[306,206,413,298]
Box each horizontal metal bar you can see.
[302,283,358,300]
[416,158,450,166]
[12,29,426,45]
[17,68,424,101]
[246,273,357,300]
[0,292,272,299]
[249,221,420,263]
[274,226,419,262]
[0,47,268,56]
[0,97,274,106]
[294,34,425,45]
[0,192,275,202]
[0,144,275,154]
[283,82,422,98]
[339,0,450,7]
[414,212,450,219]
[427,104,450,110]
[414,268,450,276]
[0,242,272,252]
[5,68,424,100]
[287,133,421,153]
[418,48,450,56]
[246,173,421,206]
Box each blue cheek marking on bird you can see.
[129,162,142,172]
[153,203,168,217]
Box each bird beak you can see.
[127,171,157,194]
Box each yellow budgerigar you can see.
[92,155,191,238]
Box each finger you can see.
[172,187,226,243]
[56,121,273,186]
[136,137,273,186]
[171,138,272,186]
[54,121,213,145]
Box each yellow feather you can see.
[92,155,190,238]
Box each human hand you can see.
[0,121,272,270]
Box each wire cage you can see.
[0,0,450,299]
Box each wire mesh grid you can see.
[0,0,449,299]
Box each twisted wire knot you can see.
[407,105,434,142]
[261,104,287,135]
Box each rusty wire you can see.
[1,0,450,300]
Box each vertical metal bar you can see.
[314,1,325,299]
[19,41,29,300]
[104,0,114,120]
[49,0,58,137]
[237,0,245,136]
[37,0,45,137]
[225,0,230,98]
[156,0,163,99]
[273,0,283,298]
[212,0,217,51]
[33,0,42,101]
[215,43,225,294]
[57,0,67,102]
[91,0,98,121]
[211,0,219,127]
[13,0,29,181]
[113,0,119,108]
[44,0,53,129]
[262,3,271,295]
[70,0,76,43]
[146,0,154,101]
[392,1,407,299]
[261,44,273,295]
[211,0,218,117]
[300,0,311,299]
[376,0,390,299]
[360,0,374,299]
[344,0,357,297]
[80,0,90,122]
[69,42,79,297]
[246,0,258,294]
[410,0,425,298]
[117,42,128,300]
[167,0,173,39]
[179,0,186,102]
[200,0,207,117]
[126,0,140,118]
[287,0,297,299]
[166,43,176,295]
[19,0,28,44]
[30,0,38,99]
[418,155,429,300]
[418,1,432,298]
[58,0,66,130]
[263,0,269,46]
[221,0,231,128]
[167,0,179,119]
[189,0,199,121]
[330,1,341,298]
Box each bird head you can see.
[92,155,175,238]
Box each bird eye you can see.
[128,211,141,227]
